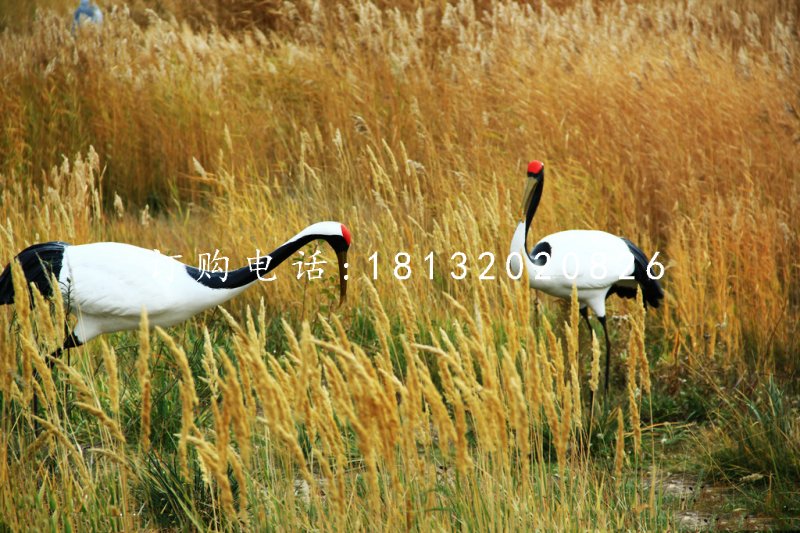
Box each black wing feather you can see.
[607,284,638,300]
[0,242,70,305]
[529,241,551,266]
[614,237,665,308]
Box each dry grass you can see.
[1,254,660,529]
[0,0,798,529]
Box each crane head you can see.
[523,160,544,212]
[527,160,544,177]
[297,221,350,307]
[523,161,544,239]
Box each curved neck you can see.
[186,229,338,290]
[510,221,544,280]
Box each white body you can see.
[56,221,345,344]
[58,242,249,343]
[509,222,637,317]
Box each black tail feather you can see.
[0,242,69,305]
[619,237,664,309]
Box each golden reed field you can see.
[0,0,798,530]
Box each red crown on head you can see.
[340,224,352,246]
[527,160,544,175]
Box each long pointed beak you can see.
[336,250,348,306]
[522,178,537,214]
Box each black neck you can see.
[186,233,339,289]
[524,178,544,249]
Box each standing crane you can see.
[509,161,663,392]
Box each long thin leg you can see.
[48,325,79,365]
[579,306,592,332]
[580,307,596,408]
[33,345,64,432]
[33,328,80,431]
[58,330,80,415]
[598,315,611,393]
